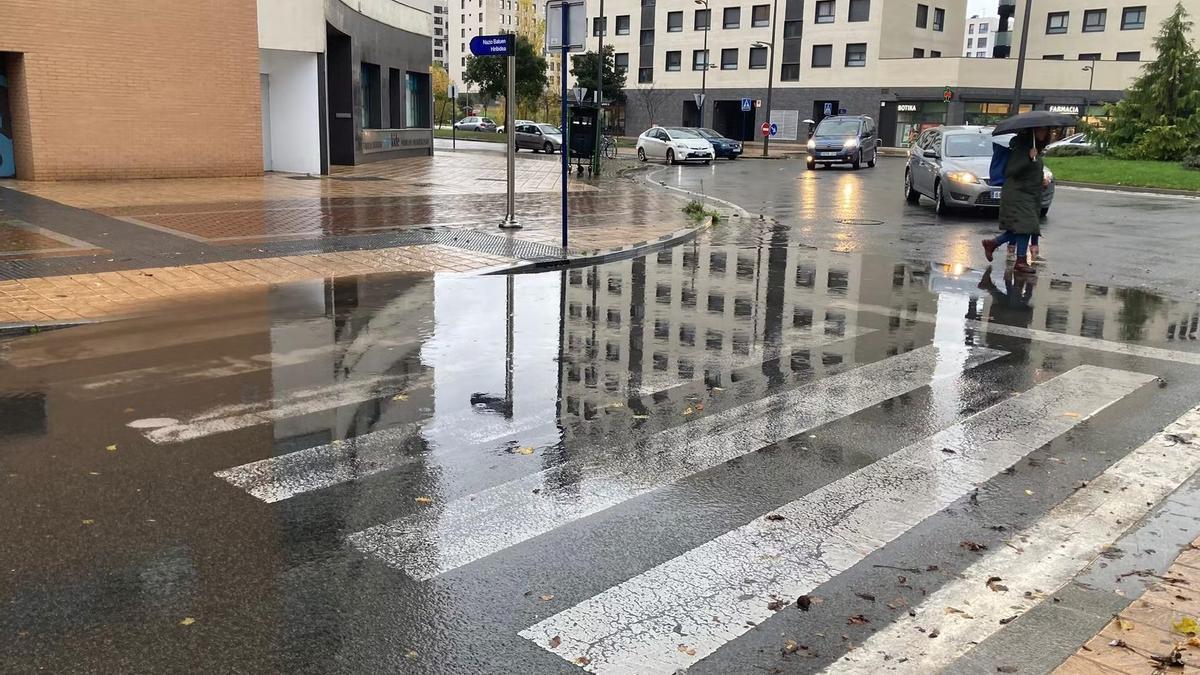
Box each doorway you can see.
[712,100,756,141]
[260,74,272,171]
[325,25,355,165]
[0,63,15,179]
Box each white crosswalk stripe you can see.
[518,365,1156,674]
[347,344,1006,581]
[825,405,1200,674]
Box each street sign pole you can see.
[450,83,458,150]
[594,0,604,177]
[561,2,570,250]
[500,38,520,229]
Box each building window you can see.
[783,19,802,37]
[593,17,607,36]
[406,71,431,128]
[976,50,987,57]
[1078,52,1101,61]
[848,0,870,22]
[723,6,741,28]
[930,49,941,57]
[692,49,709,70]
[667,11,683,31]
[978,22,989,33]
[913,47,925,57]
[641,28,655,45]
[916,3,928,28]
[749,45,768,68]
[845,42,867,66]
[781,63,800,80]
[752,4,770,26]
[1083,9,1106,32]
[614,52,629,72]
[1121,6,1146,30]
[1043,54,1064,60]
[721,48,738,69]
[968,23,974,33]
[812,43,833,67]
[967,37,973,48]
[933,7,944,31]
[461,28,466,36]
[1116,50,1141,61]
[695,8,711,30]
[976,37,987,48]
[815,0,834,23]
[616,14,631,34]
[666,50,682,71]
[360,62,382,128]
[1046,11,1069,34]
[638,67,653,82]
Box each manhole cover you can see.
[835,218,885,226]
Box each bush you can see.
[1045,144,1098,157]
[1184,155,1200,170]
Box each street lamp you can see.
[1010,0,1034,111]
[695,0,709,128]
[754,34,776,157]
[1081,63,1096,125]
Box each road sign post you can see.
[449,83,458,150]
[469,34,520,229]
[546,0,585,250]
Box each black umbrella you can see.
[991,110,1077,135]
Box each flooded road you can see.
[5,216,1200,674]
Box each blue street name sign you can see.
[741,98,752,112]
[469,34,515,57]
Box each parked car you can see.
[695,128,743,159]
[904,125,1055,216]
[1046,132,1094,150]
[636,127,714,165]
[454,116,497,132]
[497,119,534,134]
[514,123,563,153]
[805,115,881,170]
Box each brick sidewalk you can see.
[1055,538,1200,674]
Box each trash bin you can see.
[568,104,598,175]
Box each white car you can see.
[497,119,534,134]
[636,127,714,165]
[1046,132,1094,150]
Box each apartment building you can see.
[449,0,539,93]
[435,3,451,68]
[964,15,1000,57]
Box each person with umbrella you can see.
[981,111,1073,274]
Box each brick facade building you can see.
[0,0,262,180]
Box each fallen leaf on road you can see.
[607,402,624,409]
[1173,616,1199,635]
[392,393,409,401]
[960,541,989,552]
[782,639,801,655]
[927,565,940,571]
[929,629,940,638]
[105,444,117,453]
[406,650,418,659]
[516,447,535,455]
[797,595,813,611]
[81,519,95,526]
[765,514,786,521]
[683,407,694,416]
[414,496,434,505]
[695,402,704,411]
[1024,490,1034,496]
[574,656,591,666]
[848,614,869,625]
[767,599,786,611]
[1062,412,1080,418]
[941,447,956,454]
[1188,637,1200,647]
[1116,617,1134,631]
[986,577,1009,592]
[549,636,561,649]
[179,617,195,626]
[676,644,697,656]
[996,666,1018,673]
[124,408,135,413]
[999,615,1018,625]
[855,592,876,602]
[944,607,967,616]
[632,414,650,420]
[540,594,555,601]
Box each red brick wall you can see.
[0,1,263,180]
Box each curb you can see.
[1056,180,1200,198]
[484,217,712,275]
[0,318,100,339]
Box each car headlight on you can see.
[947,171,981,184]
[844,138,859,149]
[807,139,816,151]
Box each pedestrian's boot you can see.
[1030,245,1043,263]
[1007,244,1016,257]
[982,239,998,262]
[1013,258,1036,274]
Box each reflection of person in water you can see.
[977,266,1036,329]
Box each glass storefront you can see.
[895,101,949,148]
[963,102,1033,126]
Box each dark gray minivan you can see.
[805,115,881,170]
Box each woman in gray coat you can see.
[981,127,1049,274]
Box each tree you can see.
[1096,2,1200,159]
[463,35,549,104]
[570,46,628,104]
[629,83,672,127]
[430,63,451,126]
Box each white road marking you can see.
[519,365,1155,675]
[825,405,1200,674]
[214,423,423,503]
[134,374,424,444]
[348,344,1007,581]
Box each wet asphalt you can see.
[4,168,1200,673]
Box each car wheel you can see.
[934,181,950,216]
[666,149,676,165]
[868,151,876,168]
[904,170,921,204]
[543,142,554,154]
[806,158,816,171]
[703,160,711,165]
[637,147,646,162]
[1040,206,1050,217]
[852,151,862,170]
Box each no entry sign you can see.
[760,122,771,137]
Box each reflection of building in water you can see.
[558,244,943,423]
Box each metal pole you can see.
[501,41,520,228]
[700,2,708,128]
[762,0,778,157]
[594,0,605,176]
[1009,0,1034,110]
[561,3,570,249]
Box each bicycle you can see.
[601,135,618,160]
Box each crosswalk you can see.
[71,305,1200,673]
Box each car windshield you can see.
[943,133,995,157]
[538,125,560,135]
[815,120,861,136]
[696,128,722,139]
[666,128,701,139]
[482,119,495,124]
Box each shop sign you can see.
[1048,104,1081,114]
[896,104,918,112]
[362,129,432,154]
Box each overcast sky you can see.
[967,0,995,17]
